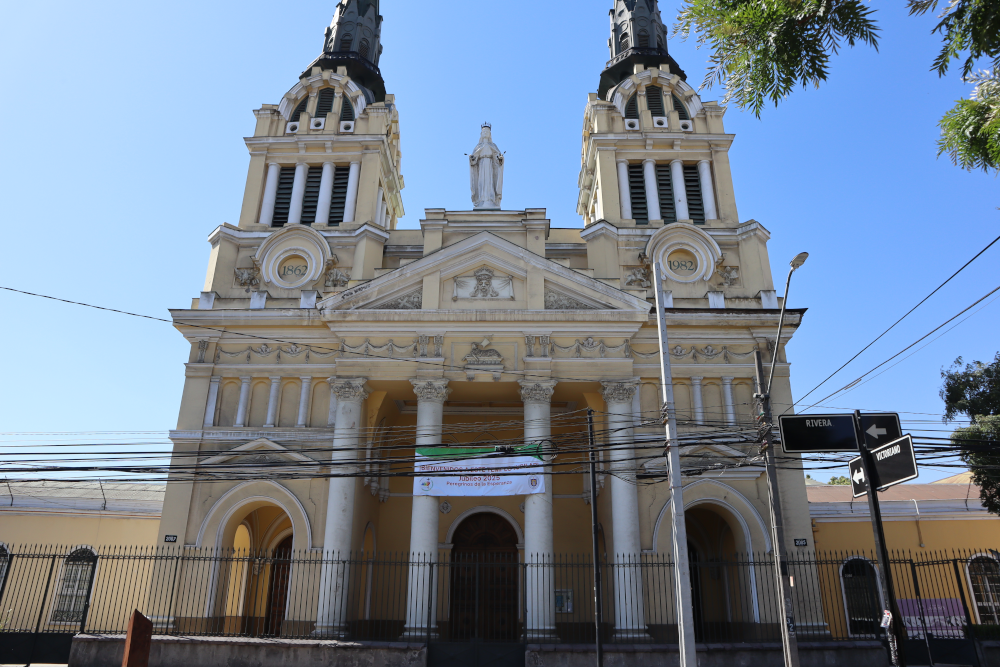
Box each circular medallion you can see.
[278,255,309,284]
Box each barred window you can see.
[51,548,97,623]
[339,35,353,52]
[638,31,649,47]
[359,39,371,60]
[968,555,1000,625]
[841,558,881,637]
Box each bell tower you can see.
[600,0,685,98]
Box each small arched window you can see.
[52,548,98,623]
[359,39,371,60]
[968,555,1000,624]
[339,34,354,52]
[672,94,691,121]
[341,96,356,122]
[291,97,309,122]
[841,558,882,637]
[624,95,639,120]
[619,33,630,51]
[0,545,9,594]
[316,88,337,118]
[638,31,649,48]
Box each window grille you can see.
[316,89,337,118]
[646,86,665,117]
[620,33,630,51]
[638,32,649,47]
[271,167,296,228]
[339,35,353,52]
[672,95,690,120]
[329,167,351,225]
[655,164,677,223]
[624,95,639,120]
[683,164,705,224]
[300,166,325,225]
[51,549,97,624]
[341,97,356,122]
[359,39,371,60]
[291,98,308,122]
[969,555,1000,624]
[627,164,647,224]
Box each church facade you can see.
[158,0,816,639]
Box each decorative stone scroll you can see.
[518,380,557,404]
[544,289,598,310]
[453,266,515,301]
[410,378,452,404]
[373,289,423,310]
[551,337,631,359]
[215,344,339,364]
[329,378,370,402]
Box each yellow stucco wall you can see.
[0,512,160,548]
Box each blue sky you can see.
[0,1,996,483]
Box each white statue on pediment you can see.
[469,124,504,209]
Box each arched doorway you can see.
[449,513,519,641]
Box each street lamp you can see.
[766,252,809,393]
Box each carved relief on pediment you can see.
[453,266,515,301]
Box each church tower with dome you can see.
[150,0,824,644]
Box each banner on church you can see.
[413,445,545,497]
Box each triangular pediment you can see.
[318,232,650,313]
[200,438,314,467]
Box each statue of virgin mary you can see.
[469,124,504,209]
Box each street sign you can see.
[849,435,919,498]
[778,414,859,453]
[858,413,903,449]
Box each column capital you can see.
[350,160,362,166]
[601,378,640,405]
[300,376,314,383]
[617,158,629,166]
[269,376,282,382]
[330,377,369,402]
[209,376,222,384]
[690,376,704,384]
[267,161,281,168]
[239,376,252,383]
[322,161,336,167]
[642,158,657,166]
[721,376,735,384]
[697,159,712,166]
[518,379,558,404]
[410,378,452,404]
[670,159,685,167]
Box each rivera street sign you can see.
[849,435,919,498]
[778,414,859,453]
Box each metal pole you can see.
[754,350,802,667]
[26,554,58,667]
[652,262,697,667]
[854,410,906,667]
[587,409,604,667]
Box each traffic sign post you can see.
[850,435,918,498]
[853,411,907,667]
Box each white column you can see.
[697,160,718,221]
[670,160,690,221]
[602,379,648,639]
[721,377,736,426]
[375,186,385,227]
[617,159,633,220]
[520,380,558,641]
[264,376,281,428]
[287,162,309,226]
[259,162,281,226]
[296,376,314,428]
[403,379,451,639]
[315,162,336,226]
[326,377,339,427]
[691,377,704,425]
[315,378,369,637]
[234,377,252,428]
[203,376,221,428]
[642,159,661,221]
[343,161,362,223]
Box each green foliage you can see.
[674,0,880,116]
[907,0,1000,78]
[938,71,1000,172]
[942,353,1000,516]
[940,352,1000,421]
[951,416,1000,515]
[829,475,851,485]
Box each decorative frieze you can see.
[544,289,597,310]
[463,342,504,381]
[215,344,339,364]
[373,289,423,310]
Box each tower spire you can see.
[303,0,387,101]
[598,0,685,98]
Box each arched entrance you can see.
[448,513,519,641]
[264,535,294,636]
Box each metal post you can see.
[587,409,605,667]
[754,350,802,667]
[652,262,697,667]
[909,560,935,666]
[26,554,58,667]
[425,556,434,647]
[854,410,906,667]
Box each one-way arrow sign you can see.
[849,434,919,498]
[858,413,902,449]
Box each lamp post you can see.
[754,252,808,667]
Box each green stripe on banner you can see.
[416,443,544,460]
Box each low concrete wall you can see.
[981,639,999,666]
[69,634,426,667]
[525,642,891,667]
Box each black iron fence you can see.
[0,546,997,647]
